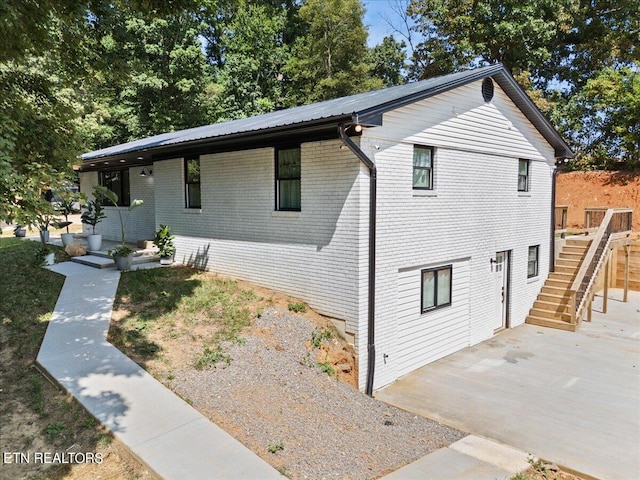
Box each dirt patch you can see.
[556,171,640,231]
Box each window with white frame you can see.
[185,156,201,209]
[518,159,530,192]
[421,265,452,312]
[276,147,301,211]
[528,245,539,278]
[413,145,434,190]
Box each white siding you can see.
[153,140,368,343]
[362,79,555,389]
[396,259,470,377]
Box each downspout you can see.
[338,124,377,397]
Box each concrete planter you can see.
[113,254,134,271]
[87,234,102,251]
[61,233,75,246]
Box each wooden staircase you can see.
[526,238,591,331]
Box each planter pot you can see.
[160,254,174,266]
[39,230,50,243]
[113,254,134,271]
[44,252,55,266]
[61,233,75,246]
[14,228,26,237]
[87,234,102,251]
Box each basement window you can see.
[421,265,452,313]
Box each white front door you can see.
[493,251,509,331]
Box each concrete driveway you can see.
[376,289,640,480]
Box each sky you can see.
[362,0,411,47]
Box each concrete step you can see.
[525,315,577,332]
[71,253,160,269]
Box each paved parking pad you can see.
[376,289,640,480]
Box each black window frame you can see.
[275,146,301,212]
[528,245,539,278]
[413,145,434,190]
[184,156,201,209]
[518,159,530,192]
[98,169,130,207]
[421,264,453,313]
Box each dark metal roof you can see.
[81,64,572,164]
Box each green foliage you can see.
[406,0,640,168]
[153,224,176,257]
[318,362,335,376]
[267,442,285,454]
[286,0,384,103]
[45,421,65,440]
[29,377,46,416]
[287,301,307,313]
[367,36,407,87]
[80,196,106,234]
[310,327,333,348]
[194,345,231,370]
[552,66,640,169]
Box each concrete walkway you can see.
[377,288,640,480]
[36,262,281,480]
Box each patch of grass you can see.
[310,327,333,349]
[318,362,335,376]
[45,421,65,440]
[268,442,285,454]
[29,376,46,416]
[287,301,306,313]
[194,346,231,370]
[113,267,257,368]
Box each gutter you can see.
[338,124,377,397]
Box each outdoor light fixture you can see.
[140,167,153,177]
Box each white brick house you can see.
[79,65,572,392]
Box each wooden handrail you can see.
[569,208,633,323]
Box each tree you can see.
[286,0,383,103]
[406,0,640,167]
[213,1,290,120]
[552,65,640,169]
[367,36,407,87]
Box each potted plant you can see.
[153,224,175,265]
[81,192,106,251]
[96,185,143,271]
[54,190,84,246]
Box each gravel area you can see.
[171,307,465,479]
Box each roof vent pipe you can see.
[338,124,377,396]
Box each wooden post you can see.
[603,256,609,314]
[623,244,630,303]
[587,297,592,323]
